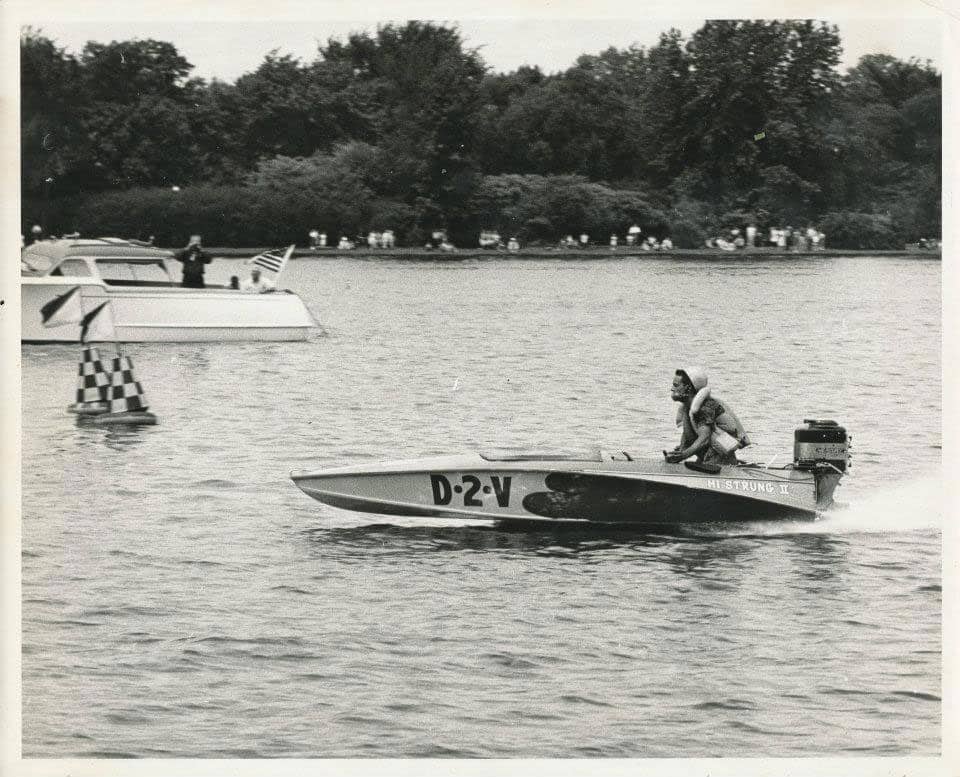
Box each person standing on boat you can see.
[665,367,749,466]
[175,235,212,289]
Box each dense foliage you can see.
[21,21,940,248]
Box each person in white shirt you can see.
[241,267,275,294]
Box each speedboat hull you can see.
[291,451,843,525]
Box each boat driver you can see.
[664,367,749,466]
[175,234,212,289]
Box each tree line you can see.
[21,20,941,249]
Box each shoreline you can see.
[206,246,943,260]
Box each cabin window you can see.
[97,260,170,285]
[49,259,91,277]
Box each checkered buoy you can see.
[108,354,149,413]
[86,352,158,425]
[67,345,111,415]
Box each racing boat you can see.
[21,238,315,342]
[291,420,850,525]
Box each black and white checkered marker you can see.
[76,345,111,405]
[108,355,150,413]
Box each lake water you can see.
[19,254,942,758]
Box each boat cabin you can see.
[21,237,236,289]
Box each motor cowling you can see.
[794,419,849,472]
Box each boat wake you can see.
[733,475,943,537]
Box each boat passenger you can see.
[665,367,749,466]
[241,267,275,294]
[175,235,212,289]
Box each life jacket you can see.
[678,387,751,448]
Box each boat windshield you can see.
[96,259,174,286]
[479,450,602,462]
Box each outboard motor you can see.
[793,419,850,473]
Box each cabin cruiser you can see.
[291,420,851,525]
[21,238,315,342]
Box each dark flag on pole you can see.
[79,301,115,343]
[40,286,83,327]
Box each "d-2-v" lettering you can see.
[430,474,512,507]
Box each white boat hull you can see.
[21,278,315,342]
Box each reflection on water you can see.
[781,533,850,582]
[180,344,211,369]
[74,418,157,451]
[301,517,860,596]
[302,518,826,557]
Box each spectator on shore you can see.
[579,233,590,248]
[610,234,618,250]
[661,237,674,250]
[746,224,757,247]
[337,236,354,250]
[777,228,788,249]
[627,224,641,245]
[367,231,380,248]
[507,237,520,252]
[229,275,240,290]
[309,229,320,249]
[382,230,395,248]
[174,235,212,288]
[479,230,502,249]
[28,225,43,245]
[319,232,327,248]
[241,267,275,294]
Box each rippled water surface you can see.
[20,254,942,757]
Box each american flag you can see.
[247,244,295,275]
